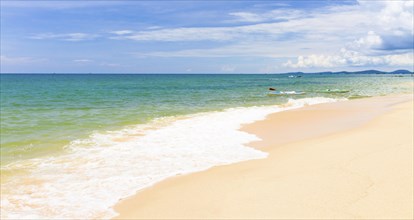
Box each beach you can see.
[2,0,414,218]
[114,94,414,219]
[1,74,412,219]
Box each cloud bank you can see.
[284,0,413,69]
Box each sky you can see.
[0,0,413,73]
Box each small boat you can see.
[288,75,302,78]
[268,91,306,95]
[319,89,349,93]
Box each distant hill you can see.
[351,70,386,74]
[285,69,413,75]
[390,69,413,74]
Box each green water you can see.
[0,73,412,165]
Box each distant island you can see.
[284,69,413,75]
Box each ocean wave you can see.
[0,97,342,219]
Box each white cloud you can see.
[229,9,305,23]
[351,1,413,52]
[283,50,413,68]
[73,59,93,63]
[385,53,414,66]
[120,27,236,42]
[122,0,412,71]
[111,30,134,35]
[350,31,383,51]
[229,12,264,22]
[365,0,414,33]
[116,0,412,60]
[113,22,285,42]
[283,54,344,68]
[111,3,374,44]
[28,0,410,70]
[31,33,98,41]
[132,41,333,58]
[283,1,413,69]
[0,55,46,65]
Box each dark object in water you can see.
[268,87,276,91]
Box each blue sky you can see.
[1,0,413,73]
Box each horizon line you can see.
[1,69,413,75]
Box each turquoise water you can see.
[0,73,412,219]
[1,74,412,165]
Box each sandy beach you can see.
[114,94,413,219]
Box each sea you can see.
[0,73,412,219]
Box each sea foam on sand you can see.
[1,97,340,219]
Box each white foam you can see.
[0,97,342,219]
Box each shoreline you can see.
[114,94,413,219]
